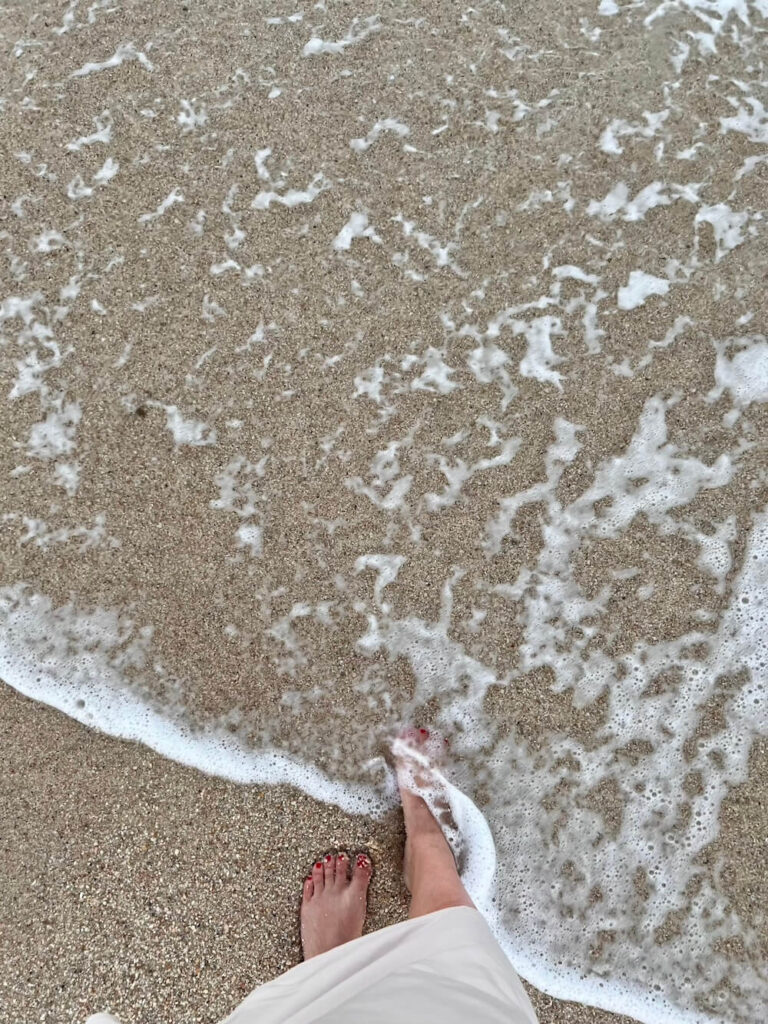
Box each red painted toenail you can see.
[325,854,332,862]
[315,861,322,869]
[357,854,368,866]
[419,728,429,737]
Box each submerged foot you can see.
[300,851,373,959]
[393,727,474,917]
[393,727,455,888]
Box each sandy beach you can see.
[1,0,767,1021]
[2,686,651,1024]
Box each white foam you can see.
[618,270,670,310]
[350,119,410,153]
[67,175,93,200]
[354,554,406,613]
[52,461,81,496]
[251,173,330,211]
[3,511,117,550]
[599,111,669,155]
[515,315,565,388]
[178,99,208,133]
[235,523,263,557]
[66,110,112,151]
[333,211,382,251]
[709,336,768,407]
[393,212,466,276]
[302,15,381,57]
[694,203,750,262]
[163,406,217,447]
[93,158,119,184]
[139,189,185,224]
[720,94,768,143]
[587,180,704,221]
[33,229,67,253]
[0,585,387,817]
[26,394,82,460]
[70,43,153,78]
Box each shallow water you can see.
[1,1,767,1022]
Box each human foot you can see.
[392,728,474,917]
[300,851,373,959]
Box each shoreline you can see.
[2,0,766,1020]
[1,684,637,1024]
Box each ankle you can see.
[406,822,453,860]
[403,798,447,838]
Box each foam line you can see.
[0,640,391,819]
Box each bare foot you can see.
[393,728,474,918]
[300,851,373,959]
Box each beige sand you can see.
[1,0,767,1021]
[1,687,642,1024]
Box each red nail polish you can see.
[357,854,368,866]
[419,728,429,737]
[325,854,332,862]
[315,861,322,869]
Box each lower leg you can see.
[400,775,474,919]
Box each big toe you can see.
[352,852,373,892]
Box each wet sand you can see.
[2,0,767,1021]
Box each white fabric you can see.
[86,907,538,1024]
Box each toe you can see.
[302,876,314,902]
[353,852,373,891]
[323,852,335,886]
[415,726,446,760]
[399,726,423,747]
[395,726,436,765]
[312,859,324,892]
[335,851,350,886]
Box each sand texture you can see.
[1,1,767,1022]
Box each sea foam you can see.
[1,506,765,1024]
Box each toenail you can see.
[325,854,333,862]
[315,861,322,869]
[338,852,347,859]
[357,854,369,866]
[419,728,429,737]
